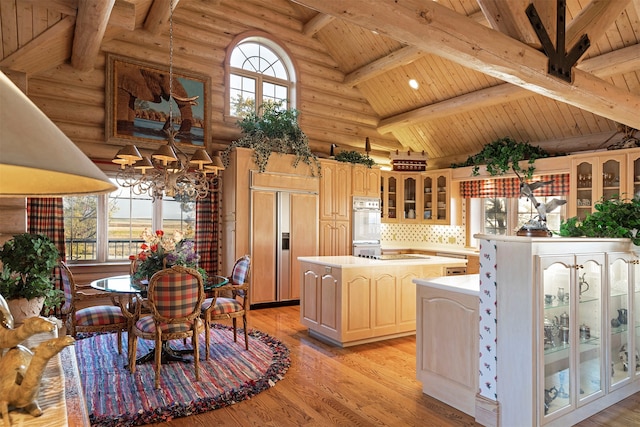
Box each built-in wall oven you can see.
[352,196,382,257]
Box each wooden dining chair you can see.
[59,261,128,353]
[128,265,205,389]
[201,255,251,358]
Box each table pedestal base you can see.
[135,341,194,365]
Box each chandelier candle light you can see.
[112,0,223,200]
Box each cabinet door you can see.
[434,172,450,223]
[422,175,435,221]
[401,174,420,222]
[608,253,634,390]
[539,255,574,420]
[251,190,277,304]
[381,172,399,222]
[571,154,625,220]
[289,193,318,300]
[628,150,640,198]
[319,161,351,221]
[572,159,595,220]
[352,165,380,197]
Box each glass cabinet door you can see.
[632,154,640,198]
[576,256,604,405]
[436,174,447,221]
[540,256,573,419]
[609,254,633,389]
[402,176,417,221]
[575,161,593,220]
[601,159,621,203]
[387,175,398,221]
[422,175,433,221]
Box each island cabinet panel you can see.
[299,256,467,347]
[416,282,479,417]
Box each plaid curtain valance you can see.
[459,174,569,198]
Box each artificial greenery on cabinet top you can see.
[558,197,640,246]
[451,136,550,179]
[334,150,376,167]
[222,101,321,176]
[0,233,63,308]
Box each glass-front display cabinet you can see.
[401,174,419,222]
[538,254,604,422]
[630,151,640,199]
[572,154,624,220]
[381,173,399,222]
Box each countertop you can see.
[413,274,480,297]
[380,243,479,256]
[298,255,468,268]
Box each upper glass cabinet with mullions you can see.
[539,254,604,422]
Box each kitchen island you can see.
[298,255,468,347]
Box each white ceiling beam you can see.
[344,45,424,87]
[291,0,639,130]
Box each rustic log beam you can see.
[378,43,640,134]
[144,0,180,35]
[20,0,136,30]
[18,0,78,16]
[566,0,631,56]
[477,0,540,47]
[303,13,335,36]
[71,0,115,72]
[292,0,640,130]
[344,46,424,87]
[0,15,75,75]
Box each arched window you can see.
[228,35,296,117]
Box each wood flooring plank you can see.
[145,305,640,427]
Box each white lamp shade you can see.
[0,71,116,197]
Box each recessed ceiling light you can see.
[409,79,419,89]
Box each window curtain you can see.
[27,197,66,317]
[459,174,570,198]
[196,176,222,278]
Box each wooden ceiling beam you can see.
[566,0,632,57]
[476,0,540,47]
[144,0,180,35]
[18,0,78,16]
[303,12,335,36]
[344,45,423,86]
[0,15,75,75]
[291,0,640,129]
[378,43,640,134]
[70,0,115,72]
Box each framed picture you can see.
[106,54,210,147]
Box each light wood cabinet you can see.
[319,159,351,255]
[352,164,381,198]
[319,159,351,222]
[627,148,640,199]
[570,152,627,220]
[299,256,467,347]
[381,169,451,224]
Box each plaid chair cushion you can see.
[231,257,250,285]
[202,297,243,315]
[59,266,74,313]
[135,315,193,334]
[76,305,126,326]
[152,272,200,318]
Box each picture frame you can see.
[106,54,210,147]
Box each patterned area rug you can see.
[75,325,290,426]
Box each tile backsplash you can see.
[381,223,465,246]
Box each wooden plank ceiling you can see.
[1,0,639,169]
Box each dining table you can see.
[90,273,229,365]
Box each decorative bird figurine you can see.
[536,198,567,222]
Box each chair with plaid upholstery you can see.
[129,265,205,389]
[59,261,128,353]
[201,255,251,358]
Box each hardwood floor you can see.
[146,305,640,427]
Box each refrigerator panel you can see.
[277,192,291,301]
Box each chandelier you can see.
[111,0,223,201]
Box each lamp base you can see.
[516,228,552,237]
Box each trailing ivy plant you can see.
[334,150,376,168]
[558,196,640,246]
[222,101,321,176]
[451,136,550,179]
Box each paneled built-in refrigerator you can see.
[250,189,318,305]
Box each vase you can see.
[7,297,45,325]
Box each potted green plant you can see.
[558,196,640,246]
[222,101,321,176]
[0,233,63,322]
[451,136,550,179]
